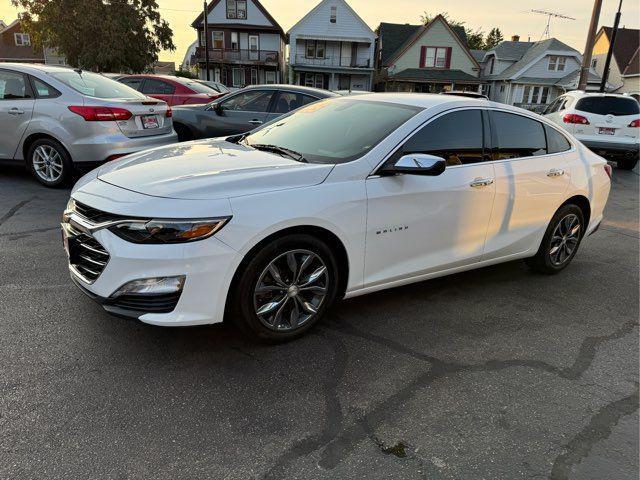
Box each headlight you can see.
[109,217,231,244]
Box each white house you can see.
[287,0,376,91]
[480,36,605,112]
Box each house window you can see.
[522,85,550,104]
[232,68,245,87]
[212,31,224,49]
[227,0,247,19]
[231,32,239,50]
[304,73,323,89]
[500,85,505,93]
[214,68,221,83]
[591,59,597,68]
[330,6,337,23]
[548,56,566,72]
[489,57,495,74]
[250,68,258,85]
[305,40,325,59]
[421,47,449,68]
[265,71,276,84]
[14,33,30,46]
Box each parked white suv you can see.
[544,91,639,170]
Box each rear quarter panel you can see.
[569,144,611,232]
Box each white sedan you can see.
[63,94,611,341]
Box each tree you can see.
[12,0,175,72]
[485,28,504,50]
[420,11,486,50]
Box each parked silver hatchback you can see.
[0,63,178,187]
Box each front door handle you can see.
[470,177,494,188]
[248,119,263,125]
[8,108,24,115]
[547,168,565,177]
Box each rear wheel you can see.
[27,138,72,188]
[526,204,585,274]
[174,123,193,142]
[617,155,638,171]
[229,234,340,342]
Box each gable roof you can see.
[484,38,579,81]
[470,49,486,62]
[598,27,639,74]
[377,23,420,65]
[623,47,639,76]
[287,0,375,39]
[191,0,285,37]
[380,16,476,68]
[489,40,535,61]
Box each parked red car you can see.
[117,74,226,106]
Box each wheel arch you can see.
[560,194,591,230]
[21,132,71,162]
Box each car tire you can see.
[525,204,585,274]
[617,155,638,171]
[174,123,193,142]
[229,234,340,342]
[26,138,73,188]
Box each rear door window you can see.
[120,77,144,91]
[575,96,640,116]
[544,124,572,154]
[142,79,175,95]
[400,109,485,166]
[271,91,319,114]
[221,90,274,112]
[491,111,547,159]
[31,77,60,99]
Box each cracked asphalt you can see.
[0,164,638,480]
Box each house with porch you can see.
[479,37,606,112]
[190,0,286,88]
[374,15,482,93]
[287,0,376,91]
[590,26,639,99]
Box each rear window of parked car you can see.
[51,71,145,99]
[491,111,547,159]
[575,96,639,116]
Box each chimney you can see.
[511,35,520,42]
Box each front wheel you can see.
[229,234,340,342]
[525,204,585,274]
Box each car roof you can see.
[0,62,78,74]
[564,90,636,99]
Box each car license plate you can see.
[142,115,159,129]
[598,127,615,135]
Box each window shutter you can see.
[419,46,426,68]
[445,47,452,69]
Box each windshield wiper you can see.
[226,132,248,144]
[249,143,308,163]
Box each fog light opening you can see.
[112,276,185,298]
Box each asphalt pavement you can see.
[0,163,638,480]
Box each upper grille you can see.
[74,201,126,224]
[66,222,110,283]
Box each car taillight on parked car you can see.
[165,106,173,118]
[604,164,612,179]
[68,106,133,121]
[563,113,590,125]
[628,119,640,128]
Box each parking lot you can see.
[0,164,637,479]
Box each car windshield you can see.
[575,96,639,116]
[50,71,145,99]
[244,99,421,164]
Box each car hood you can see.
[96,139,334,200]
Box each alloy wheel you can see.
[32,145,64,183]
[253,249,329,331]
[549,213,581,266]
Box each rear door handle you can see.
[470,177,494,188]
[547,168,565,177]
[8,108,24,115]
[249,119,263,125]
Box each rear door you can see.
[208,89,274,136]
[264,91,321,123]
[573,95,639,143]
[483,110,572,260]
[0,69,35,159]
[140,78,175,106]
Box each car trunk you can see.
[86,97,173,139]
[574,96,639,141]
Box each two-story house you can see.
[480,37,605,112]
[191,0,286,88]
[374,15,482,93]
[591,26,639,99]
[0,19,65,65]
[287,0,376,91]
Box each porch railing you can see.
[192,47,279,64]
[293,54,371,68]
[513,102,548,114]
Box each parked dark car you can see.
[171,85,338,141]
[117,74,225,106]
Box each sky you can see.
[1,0,639,67]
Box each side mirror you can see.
[210,103,224,115]
[380,154,446,176]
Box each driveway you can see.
[0,165,638,479]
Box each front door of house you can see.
[249,35,259,61]
[340,42,352,67]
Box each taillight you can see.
[604,163,612,179]
[165,106,173,118]
[563,113,590,125]
[68,106,132,121]
[628,119,640,128]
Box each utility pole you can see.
[600,0,623,92]
[203,1,211,81]
[578,0,603,90]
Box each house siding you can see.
[519,54,581,79]
[204,0,273,26]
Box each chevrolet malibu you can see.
[63,94,611,341]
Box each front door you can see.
[340,42,352,67]
[364,109,495,288]
[248,35,259,61]
[0,69,35,159]
[206,89,274,136]
[482,110,572,259]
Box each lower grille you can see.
[110,292,181,313]
[66,223,110,283]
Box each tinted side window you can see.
[142,79,175,95]
[0,70,31,100]
[576,96,639,116]
[401,110,485,166]
[491,111,546,159]
[120,77,144,91]
[545,124,571,154]
[272,92,319,114]
[544,97,562,114]
[31,77,60,99]
[221,90,274,112]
